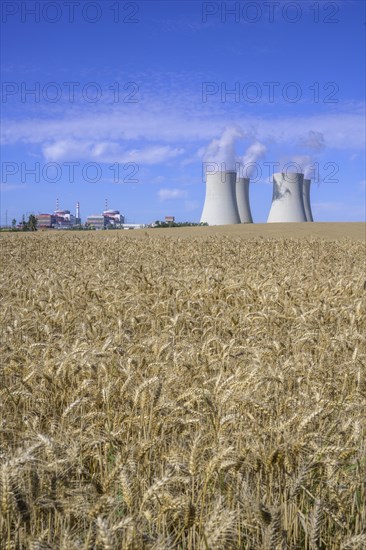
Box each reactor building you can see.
[86,209,124,229]
[37,207,77,228]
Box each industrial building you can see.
[267,172,308,223]
[86,215,105,230]
[37,210,75,229]
[54,210,75,228]
[103,209,125,226]
[37,203,78,229]
[86,209,124,229]
[36,201,127,230]
[200,170,241,225]
[36,213,57,228]
[200,170,253,225]
[200,168,314,225]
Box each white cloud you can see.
[158,188,188,201]
[42,140,92,161]
[129,146,184,165]
[42,139,184,165]
[2,104,365,152]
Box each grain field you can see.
[1,228,365,549]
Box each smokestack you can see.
[236,176,253,223]
[302,179,314,222]
[105,198,108,212]
[56,198,59,211]
[267,172,307,223]
[200,170,241,225]
[76,201,80,219]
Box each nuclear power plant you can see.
[236,176,253,223]
[267,172,307,223]
[200,171,241,225]
[200,169,314,225]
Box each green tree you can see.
[27,214,38,231]
[11,219,16,229]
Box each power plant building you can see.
[267,172,307,223]
[86,210,124,229]
[103,210,124,226]
[37,213,56,228]
[200,170,241,225]
[86,215,105,229]
[36,202,130,229]
[37,210,75,228]
[54,210,75,228]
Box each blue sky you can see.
[1,0,365,224]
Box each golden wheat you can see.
[0,229,365,548]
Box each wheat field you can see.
[1,227,365,549]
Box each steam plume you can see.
[240,141,267,177]
[200,125,244,171]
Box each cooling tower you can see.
[302,178,314,222]
[236,176,253,223]
[200,170,241,225]
[267,172,307,223]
